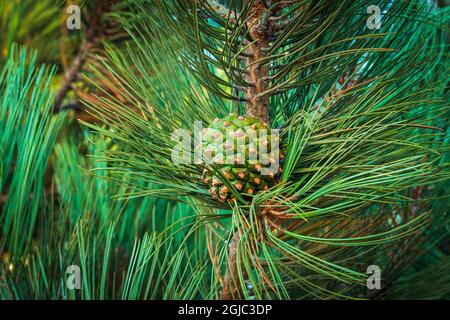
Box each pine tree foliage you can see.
[82,0,449,299]
[0,47,63,262]
[0,0,449,300]
[1,84,213,298]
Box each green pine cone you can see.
[200,114,283,203]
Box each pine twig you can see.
[244,0,274,124]
[53,0,117,112]
[53,40,96,112]
[221,231,244,299]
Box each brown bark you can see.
[221,231,245,300]
[244,1,273,124]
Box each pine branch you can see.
[78,0,450,300]
[53,0,117,112]
[244,0,274,124]
[53,40,95,112]
[221,0,277,299]
[221,231,244,299]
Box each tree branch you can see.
[244,0,274,124]
[221,231,245,299]
[221,1,277,300]
[53,0,117,112]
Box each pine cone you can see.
[200,114,283,203]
